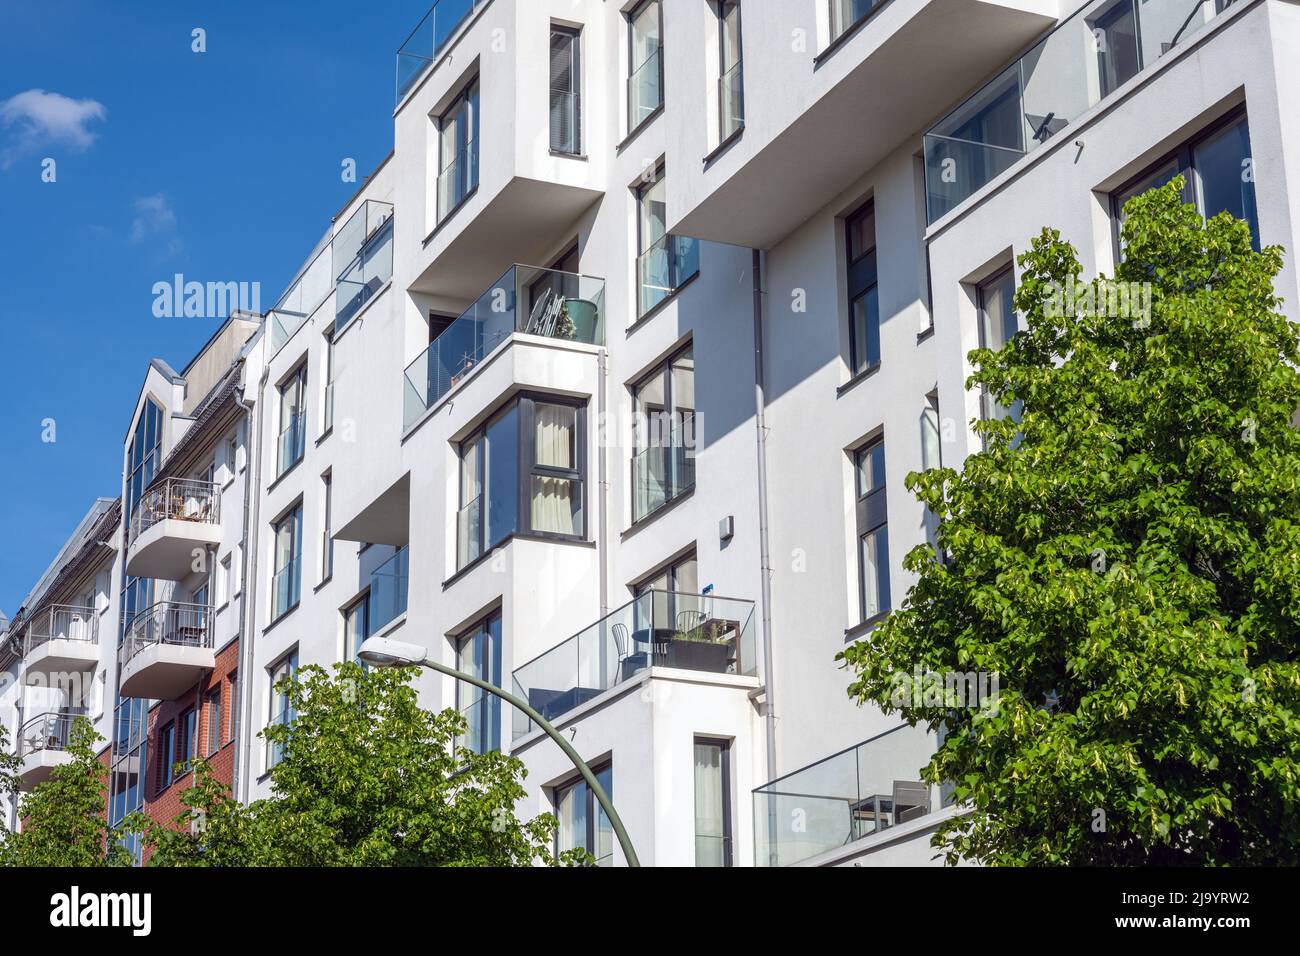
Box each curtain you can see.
[532,405,577,534]
[694,742,725,866]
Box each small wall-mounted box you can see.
[719,515,735,543]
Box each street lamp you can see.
[357,635,640,868]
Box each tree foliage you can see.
[842,179,1300,865]
[133,662,580,866]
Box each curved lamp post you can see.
[357,635,640,868]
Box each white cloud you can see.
[0,89,106,169]
[130,193,178,245]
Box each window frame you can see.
[267,649,299,769]
[437,78,481,224]
[630,342,696,522]
[206,687,222,756]
[550,25,582,155]
[626,0,664,135]
[454,611,503,755]
[844,200,880,377]
[343,593,369,663]
[271,501,304,622]
[853,436,891,626]
[159,721,176,789]
[693,736,733,867]
[715,0,744,143]
[553,760,615,865]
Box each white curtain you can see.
[532,406,577,534]
[694,742,725,866]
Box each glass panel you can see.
[1193,117,1258,245]
[856,442,886,497]
[531,476,581,535]
[694,741,727,866]
[534,404,576,468]
[485,404,519,549]
[628,2,663,126]
[859,528,891,620]
[396,0,484,102]
[550,30,580,154]
[368,547,409,632]
[850,286,879,373]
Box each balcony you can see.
[511,590,756,739]
[924,0,1236,223]
[125,478,222,580]
[368,546,409,632]
[403,264,606,429]
[752,723,938,866]
[15,711,79,790]
[118,601,214,700]
[637,235,700,318]
[396,0,487,103]
[23,604,98,677]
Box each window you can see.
[126,399,164,526]
[829,0,885,46]
[1112,111,1258,250]
[854,438,891,624]
[455,613,502,755]
[323,332,336,435]
[343,595,369,663]
[457,396,587,568]
[632,344,695,521]
[716,1,743,141]
[438,80,480,223]
[179,708,196,774]
[278,365,307,476]
[228,671,240,743]
[1090,0,1140,97]
[845,201,880,376]
[636,165,699,316]
[206,688,222,756]
[921,392,943,552]
[227,435,239,479]
[220,554,233,606]
[321,473,334,582]
[272,504,303,621]
[977,266,1021,426]
[555,763,614,865]
[694,737,732,866]
[550,26,581,154]
[268,650,299,769]
[369,546,409,631]
[160,722,176,788]
[627,1,662,131]
[634,551,699,635]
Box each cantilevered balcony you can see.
[15,710,79,790]
[511,591,756,739]
[924,0,1236,223]
[125,478,222,580]
[403,264,606,429]
[23,604,98,677]
[118,601,214,700]
[752,723,939,866]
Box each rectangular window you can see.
[530,402,583,536]
[634,550,699,640]
[632,344,695,521]
[321,473,334,582]
[229,671,240,743]
[550,27,581,154]
[1112,111,1258,250]
[220,554,233,606]
[227,435,239,480]
[344,595,369,663]
[921,392,942,553]
[277,365,307,475]
[627,1,662,131]
[977,266,1021,426]
[716,1,743,141]
[268,650,299,769]
[179,708,196,773]
[458,402,519,569]
[455,613,502,755]
[1090,0,1140,97]
[438,80,480,223]
[694,737,732,867]
[854,437,891,624]
[160,722,176,788]
[323,332,336,435]
[368,545,409,631]
[845,201,880,375]
[555,763,614,865]
[636,166,699,316]
[206,688,222,756]
[272,504,304,621]
[829,0,885,46]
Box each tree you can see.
[842,178,1300,865]
[134,662,582,866]
[0,724,21,866]
[2,717,129,867]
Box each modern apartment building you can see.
[5,0,1292,866]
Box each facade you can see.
[5,0,1291,866]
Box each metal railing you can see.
[923,0,1236,223]
[637,234,699,316]
[396,0,487,102]
[511,590,757,739]
[628,47,663,130]
[118,601,212,673]
[632,419,697,522]
[16,710,81,760]
[403,264,606,428]
[129,477,220,544]
[24,604,98,655]
[752,723,937,866]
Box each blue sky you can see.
[0,0,421,614]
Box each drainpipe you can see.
[232,359,267,803]
[597,347,609,617]
[751,248,777,788]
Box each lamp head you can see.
[358,636,428,668]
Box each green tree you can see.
[134,662,581,866]
[842,178,1300,865]
[0,724,21,866]
[2,717,128,867]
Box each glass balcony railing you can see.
[628,48,663,130]
[119,601,213,672]
[550,90,581,155]
[277,411,306,476]
[368,546,409,632]
[637,234,699,316]
[129,477,221,544]
[24,604,98,655]
[335,200,394,331]
[396,0,487,103]
[718,61,744,141]
[272,557,301,621]
[632,419,697,522]
[923,0,1236,223]
[752,723,939,866]
[268,228,332,355]
[511,590,756,739]
[403,264,607,429]
[437,140,479,223]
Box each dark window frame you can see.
[715,0,744,143]
[159,721,176,789]
[693,735,733,867]
[844,200,880,376]
[437,78,481,224]
[626,0,664,136]
[553,759,614,863]
[550,24,583,155]
[853,436,891,625]
[630,342,696,522]
[205,687,222,756]
[454,611,503,755]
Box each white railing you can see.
[129,477,220,544]
[118,601,212,672]
[24,604,98,655]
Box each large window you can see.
[267,649,299,769]
[854,438,891,624]
[694,737,732,867]
[178,707,196,775]
[455,613,502,755]
[632,345,695,521]
[627,1,662,131]
[277,365,307,476]
[716,1,743,141]
[634,550,699,641]
[1112,111,1258,250]
[206,687,222,756]
[321,472,334,582]
[271,504,303,621]
[555,763,614,866]
[550,26,581,154]
[845,201,880,376]
[636,165,699,316]
[977,266,1021,426]
[438,80,480,223]
[343,595,368,663]
[159,722,176,789]
[457,396,587,569]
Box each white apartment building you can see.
[6,0,1291,867]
